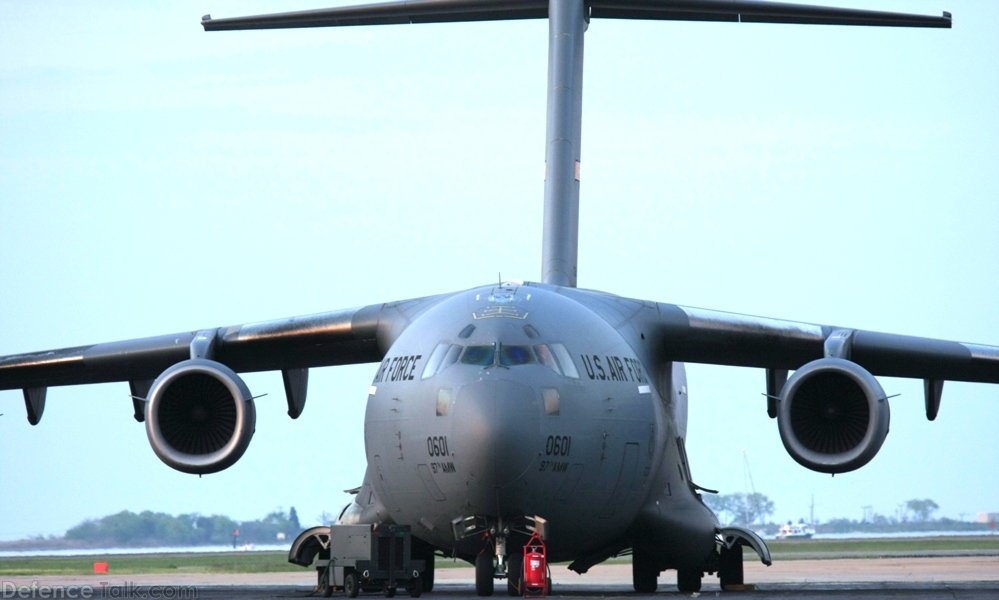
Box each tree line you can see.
[62,507,303,547]
[702,493,990,535]
[8,494,988,551]
[703,493,775,527]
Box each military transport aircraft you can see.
[0,0,983,596]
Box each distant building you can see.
[976,513,999,523]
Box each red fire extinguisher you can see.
[522,531,549,597]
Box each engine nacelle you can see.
[145,359,255,475]
[777,358,890,474]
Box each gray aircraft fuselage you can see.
[338,282,717,567]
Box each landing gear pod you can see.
[777,358,890,474]
[145,359,255,474]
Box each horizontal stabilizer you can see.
[201,0,548,30]
[588,1,952,28]
[202,0,951,31]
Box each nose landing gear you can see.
[506,552,524,596]
[475,549,495,596]
[452,515,549,597]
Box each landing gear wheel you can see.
[421,555,435,592]
[344,572,361,599]
[318,568,333,598]
[719,544,744,589]
[384,585,396,597]
[632,548,658,593]
[408,576,423,598]
[507,553,523,596]
[677,568,702,593]
[475,551,495,597]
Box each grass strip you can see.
[0,552,302,576]
[765,536,999,557]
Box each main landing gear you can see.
[631,545,702,594]
[676,568,702,593]
[719,542,744,589]
[631,528,772,594]
[716,526,772,591]
[631,547,658,594]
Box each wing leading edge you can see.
[653,303,999,385]
[0,294,447,392]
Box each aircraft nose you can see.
[452,379,540,487]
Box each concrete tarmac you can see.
[3,557,998,598]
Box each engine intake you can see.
[777,358,889,474]
[145,359,255,474]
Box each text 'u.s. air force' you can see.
[580,354,647,383]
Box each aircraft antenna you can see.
[742,448,757,524]
[742,448,757,496]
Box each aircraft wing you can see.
[0,293,448,472]
[652,302,999,385]
[624,299,997,431]
[200,0,951,31]
[563,296,993,472]
[0,294,446,416]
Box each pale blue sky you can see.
[1,1,997,541]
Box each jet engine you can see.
[145,359,256,475]
[777,358,890,474]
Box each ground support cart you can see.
[289,523,426,597]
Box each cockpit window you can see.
[534,344,562,375]
[499,345,536,366]
[461,344,496,366]
[440,344,463,372]
[550,343,580,379]
[421,343,450,379]
[422,343,463,378]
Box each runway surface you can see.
[3,581,997,599]
[4,556,998,598]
